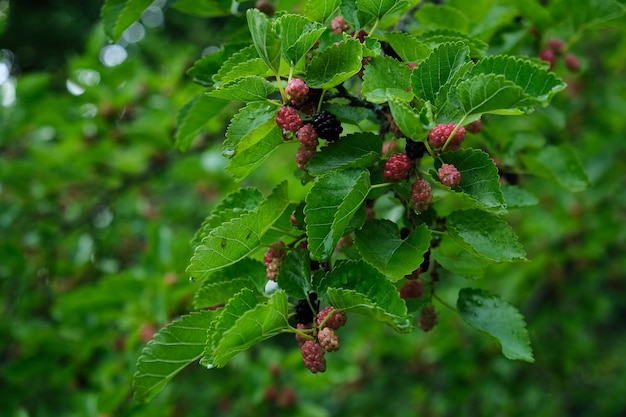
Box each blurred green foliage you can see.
[1,1,625,416]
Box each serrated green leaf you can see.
[431,237,489,279]
[276,249,313,299]
[521,145,589,192]
[214,45,270,87]
[501,184,539,208]
[354,221,431,281]
[187,182,290,279]
[207,76,277,102]
[210,289,260,351]
[191,188,264,249]
[133,311,217,402]
[457,288,534,362]
[304,0,341,22]
[212,291,290,367]
[172,0,231,17]
[223,101,279,157]
[306,37,363,89]
[419,29,489,57]
[174,94,225,151]
[356,0,409,23]
[447,209,527,262]
[549,0,626,31]
[247,8,282,73]
[187,43,248,87]
[362,56,413,103]
[306,132,382,175]
[411,42,470,104]
[438,149,506,212]
[469,55,566,106]
[384,32,432,63]
[388,98,427,138]
[304,168,370,261]
[325,103,379,125]
[226,125,284,181]
[319,260,413,332]
[276,14,326,66]
[193,259,267,308]
[448,73,529,118]
[101,0,152,41]
[417,3,469,32]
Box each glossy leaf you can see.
[223,102,279,158]
[211,291,290,367]
[304,0,341,22]
[247,8,282,73]
[101,0,153,41]
[276,14,326,65]
[521,145,589,192]
[417,3,469,32]
[207,76,277,102]
[174,94,225,151]
[319,260,413,332]
[172,0,231,17]
[431,237,489,279]
[362,55,413,103]
[187,43,248,86]
[438,149,506,213]
[133,311,217,402]
[447,209,527,262]
[304,168,370,261]
[354,220,431,281]
[419,29,488,57]
[306,132,382,175]
[501,184,539,208]
[457,288,534,362]
[187,182,291,279]
[214,45,270,86]
[276,248,313,299]
[356,0,409,22]
[411,42,470,104]
[226,126,284,181]
[384,32,432,63]
[306,37,363,89]
[388,98,427,138]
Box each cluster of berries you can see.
[539,38,581,72]
[276,79,343,171]
[263,241,286,280]
[296,302,347,373]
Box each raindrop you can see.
[206,364,214,370]
[188,276,196,283]
[1,78,15,107]
[221,147,235,158]
[66,79,85,96]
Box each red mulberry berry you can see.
[317,306,347,330]
[564,53,581,72]
[264,241,286,280]
[276,106,303,132]
[400,279,424,299]
[539,47,556,70]
[331,15,349,34]
[547,38,566,55]
[428,123,466,150]
[410,178,432,213]
[296,124,319,149]
[296,144,316,170]
[418,304,438,332]
[383,153,412,182]
[318,327,340,352]
[300,340,326,373]
[295,323,313,347]
[438,163,462,188]
[286,78,309,105]
[466,119,483,134]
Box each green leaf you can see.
[306,37,363,89]
[457,288,534,362]
[362,56,414,103]
[447,209,527,262]
[550,0,626,31]
[133,311,217,402]
[304,168,370,261]
[207,76,277,102]
[388,98,427,138]
[214,45,270,87]
[247,8,282,73]
[438,149,506,213]
[521,145,589,192]
[469,55,566,106]
[431,237,489,279]
[174,94,226,151]
[223,101,279,158]
[419,29,488,57]
[191,188,264,249]
[209,289,260,354]
[277,248,313,299]
[101,0,153,41]
[417,3,469,32]
[354,221,431,281]
[212,291,290,367]
[172,0,231,17]
[187,182,291,279]
[226,125,284,181]
[447,73,529,118]
[306,132,382,175]
[319,260,413,332]
[304,0,341,22]
[356,0,409,23]
[501,184,539,208]
[384,32,432,63]
[276,14,326,66]
[187,43,248,86]
[193,259,267,308]
[411,42,470,104]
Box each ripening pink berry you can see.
[317,306,347,330]
[300,340,326,373]
[276,106,303,132]
[410,178,432,213]
[428,123,466,150]
[564,53,581,72]
[539,47,556,70]
[286,78,309,105]
[296,124,319,149]
[331,15,349,34]
[383,153,412,182]
[438,163,462,188]
[318,327,340,352]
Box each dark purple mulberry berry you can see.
[405,139,427,160]
[400,279,424,299]
[294,298,316,325]
[312,111,343,141]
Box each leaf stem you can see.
[276,73,287,103]
[433,292,457,312]
[317,89,327,113]
[370,182,393,190]
[442,115,468,152]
